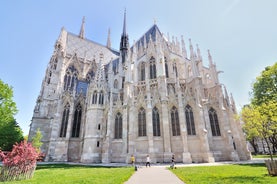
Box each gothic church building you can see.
[29,13,250,163]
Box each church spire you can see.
[79,16,85,39]
[122,9,127,36]
[120,9,129,64]
[106,28,111,49]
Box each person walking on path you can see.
[170,154,175,169]
[146,155,151,167]
[131,155,135,166]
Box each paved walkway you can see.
[124,159,266,184]
[124,165,184,184]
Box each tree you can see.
[0,79,18,125]
[31,128,43,152]
[0,119,24,151]
[241,105,260,154]
[241,102,277,159]
[252,62,277,105]
[0,141,39,181]
[241,62,277,161]
[257,101,277,155]
[0,79,23,151]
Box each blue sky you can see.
[1,0,276,135]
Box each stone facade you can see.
[28,13,251,163]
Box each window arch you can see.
[149,56,157,79]
[209,108,221,136]
[60,103,70,137]
[152,107,160,136]
[140,62,145,81]
[171,106,180,136]
[164,57,169,78]
[173,63,178,77]
[138,107,146,136]
[98,91,104,105]
[92,91,97,104]
[64,66,78,91]
[71,103,82,137]
[185,105,196,135]
[114,112,122,139]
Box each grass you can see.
[171,163,277,184]
[0,164,134,184]
[252,154,277,159]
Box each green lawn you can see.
[171,163,277,184]
[0,164,134,184]
[252,154,277,159]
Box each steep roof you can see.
[132,24,165,49]
[65,32,119,64]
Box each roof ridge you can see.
[67,31,120,53]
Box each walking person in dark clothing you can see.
[170,154,175,169]
[146,155,151,167]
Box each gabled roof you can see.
[132,24,165,49]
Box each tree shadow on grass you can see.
[219,175,272,183]
[35,164,115,170]
[232,163,266,167]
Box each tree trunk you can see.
[264,138,273,161]
[250,139,258,154]
[265,160,277,176]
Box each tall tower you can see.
[119,9,129,64]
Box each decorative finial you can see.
[189,38,194,59]
[106,28,111,49]
[196,44,202,60]
[181,35,187,58]
[208,49,213,65]
[79,16,85,39]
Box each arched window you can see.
[71,103,82,138]
[171,106,180,136]
[209,108,221,136]
[185,105,196,135]
[173,63,178,77]
[64,66,78,91]
[164,57,169,78]
[53,58,58,70]
[50,57,58,70]
[60,103,70,137]
[98,91,104,105]
[86,70,95,82]
[149,56,157,79]
[152,107,160,136]
[114,113,122,139]
[140,62,145,81]
[138,107,146,136]
[114,79,118,89]
[47,71,52,84]
[92,91,97,104]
